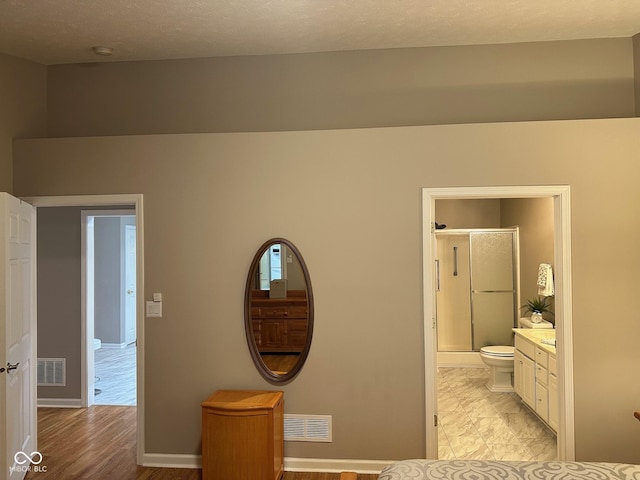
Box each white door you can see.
[124,225,136,345]
[0,193,36,480]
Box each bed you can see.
[377,460,640,480]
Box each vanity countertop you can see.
[512,328,556,355]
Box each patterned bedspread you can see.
[378,459,640,480]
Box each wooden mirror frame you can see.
[244,238,314,384]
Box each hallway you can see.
[94,344,136,405]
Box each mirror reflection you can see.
[244,238,313,384]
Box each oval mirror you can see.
[244,238,314,384]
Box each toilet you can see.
[479,317,553,392]
[479,345,515,392]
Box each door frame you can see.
[81,209,136,407]
[422,185,575,461]
[21,194,145,466]
[123,223,137,346]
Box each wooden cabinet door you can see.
[263,320,286,349]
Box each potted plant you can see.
[521,297,554,325]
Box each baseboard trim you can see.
[100,342,128,349]
[140,454,392,474]
[284,457,393,474]
[437,351,485,368]
[37,398,83,408]
[141,453,202,469]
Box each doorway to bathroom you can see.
[83,210,137,406]
[422,186,575,462]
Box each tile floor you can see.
[437,366,557,461]
[94,344,137,406]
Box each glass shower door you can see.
[436,234,472,351]
[470,231,516,349]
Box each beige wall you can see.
[13,118,640,463]
[501,198,555,320]
[46,38,635,137]
[435,199,501,229]
[36,207,83,399]
[0,53,46,193]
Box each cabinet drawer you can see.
[548,354,557,376]
[536,364,548,386]
[260,306,290,318]
[515,336,535,359]
[252,305,307,319]
[287,305,308,318]
[535,347,548,368]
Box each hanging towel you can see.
[537,263,555,296]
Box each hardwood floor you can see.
[25,406,378,480]
[261,354,300,374]
[25,406,198,480]
[285,474,377,480]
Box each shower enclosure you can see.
[436,228,519,352]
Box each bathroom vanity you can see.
[513,328,558,433]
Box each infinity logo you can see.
[14,451,43,465]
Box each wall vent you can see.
[37,358,66,386]
[284,414,332,442]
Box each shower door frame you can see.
[435,227,520,353]
[422,185,574,461]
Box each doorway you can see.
[83,210,136,406]
[422,186,575,461]
[23,194,145,466]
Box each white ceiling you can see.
[1,0,640,65]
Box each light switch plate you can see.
[152,292,162,302]
[146,301,162,317]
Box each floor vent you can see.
[37,358,66,386]
[284,414,332,442]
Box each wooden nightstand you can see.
[202,390,284,480]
